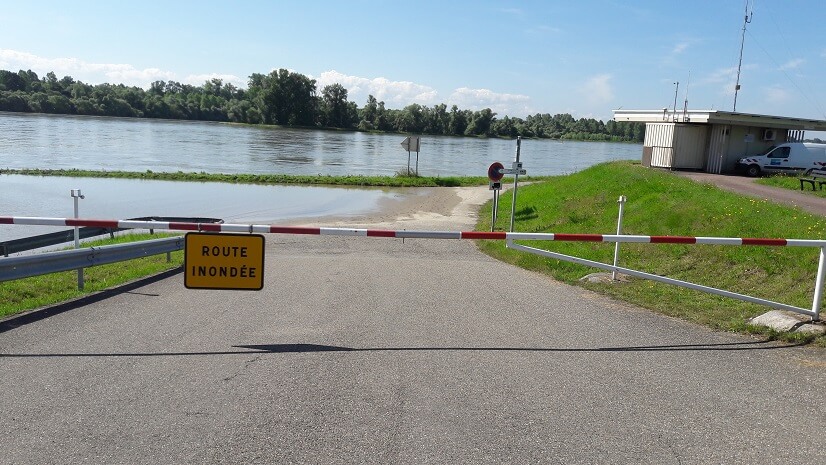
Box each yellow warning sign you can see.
[184,233,265,290]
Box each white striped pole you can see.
[3,216,826,248]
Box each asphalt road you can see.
[1,232,825,464]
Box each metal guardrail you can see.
[0,226,117,256]
[0,236,183,282]
[0,216,222,256]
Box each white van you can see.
[737,142,826,177]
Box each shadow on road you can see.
[0,340,804,358]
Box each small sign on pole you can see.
[488,162,505,182]
[488,164,505,231]
[401,136,421,175]
[400,136,420,152]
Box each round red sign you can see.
[488,162,505,182]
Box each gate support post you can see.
[812,247,825,322]
[612,195,627,281]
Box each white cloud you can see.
[763,85,791,104]
[579,74,614,105]
[1,50,535,117]
[314,70,533,116]
[671,42,689,54]
[314,70,439,107]
[448,87,531,114]
[778,58,804,71]
[700,65,757,97]
[0,49,243,89]
[184,73,245,88]
[527,24,562,35]
[0,48,176,87]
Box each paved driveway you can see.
[1,227,824,464]
[676,171,826,216]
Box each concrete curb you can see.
[749,310,825,335]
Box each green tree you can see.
[321,83,352,128]
[0,70,26,91]
[359,94,378,130]
[257,69,317,126]
[465,108,496,136]
[447,105,468,135]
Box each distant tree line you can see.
[0,68,644,142]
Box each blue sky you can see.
[1,0,825,124]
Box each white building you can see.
[612,109,826,174]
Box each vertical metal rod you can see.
[415,150,419,175]
[491,192,496,232]
[496,189,499,227]
[491,190,496,232]
[612,195,627,281]
[72,190,84,290]
[509,136,521,232]
[734,1,752,111]
[672,82,679,122]
[407,150,411,176]
[812,247,825,322]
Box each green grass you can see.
[476,161,826,347]
[757,173,826,197]
[0,233,183,318]
[0,168,552,188]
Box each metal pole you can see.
[407,150,411,176]
[734,2,752,111]
[71,189,85,290]
[612,195,627,281]
[496,189,499,228]
[491,189,500,232]
[672,82,679,122]
[812,247,826,322]
[509,137,521,232]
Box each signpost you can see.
[509,137,523,232]
[184,233,265,290]
[70,189,85,290]
[400,136,421,175]
[487,140,528,232]
[488,162,504,231]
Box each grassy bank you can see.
[757,174,826,197]
[476,161,826,346]
[0,233,183,318]
[0,168,510,188]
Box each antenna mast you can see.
[733,0,753,111]
[672,81,679,122]
[682,71,691,121]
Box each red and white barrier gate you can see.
[1,216,823,321]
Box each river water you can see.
[0,112,641,241]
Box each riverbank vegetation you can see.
[0,68,644,142]
[0,168,513,187]
[476,161,826,346]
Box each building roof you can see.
[612,109,826,131]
